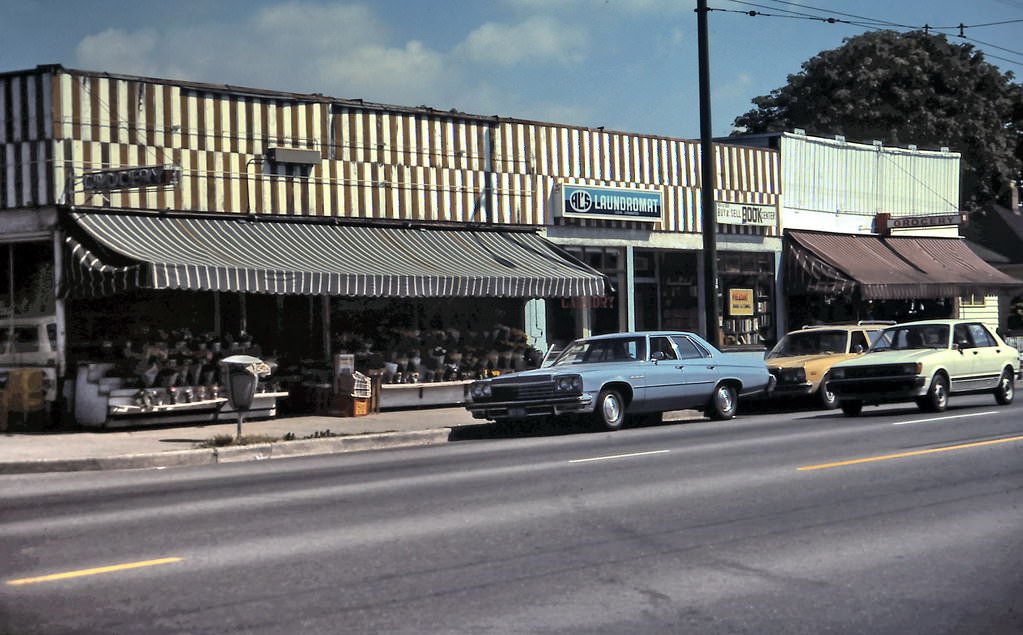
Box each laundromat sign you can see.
[715,201,777,227]
[557,184,663,222]
[82,165,181,192]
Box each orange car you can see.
[765,322,890,409]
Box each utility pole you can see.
[697,0,720,346]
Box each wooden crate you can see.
[330,394,369,417]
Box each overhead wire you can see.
[715,0,1020,203]
[718,0,1023,68]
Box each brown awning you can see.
[785,230,1023,300]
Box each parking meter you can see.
[220,355,271,438]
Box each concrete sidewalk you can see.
[0,407,483,474]
[0,407,706,474]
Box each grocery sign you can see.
[874,212,966,235]
[82,165,181,192]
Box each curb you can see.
[0,448,216,474]
[0,428,454,475]
[214,429,453,462]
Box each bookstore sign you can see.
[716,201,777,227]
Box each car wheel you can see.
[840,400,862,416]
[919,373,949,413]
[994,368,1014,406]
[707,383,737,421]
[593,388,626,431]
[818,376,839,410]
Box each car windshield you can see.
[870,324,949,351]
[553,336,647,365]
[766,330,847,359]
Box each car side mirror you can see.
[651,351,667,362]
[854,345,865,353]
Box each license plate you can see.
[508,407,527,418]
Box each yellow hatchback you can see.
[765,322,891,409]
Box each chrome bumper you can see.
[465,394,593,420]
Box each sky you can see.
[2,0,1022,139]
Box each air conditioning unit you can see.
[267,147,320,166]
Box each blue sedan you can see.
[465,331,774,431]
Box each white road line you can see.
[569,449,670,463]
[893,411,999,425]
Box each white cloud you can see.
[247,3,388,54]
[456,16,588,66]
[70,3,589,123]
[321,40,451,104]
[75,28,162,77]
[71,2,446,103]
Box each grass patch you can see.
[195,428,365,448]
[195,433,279,448]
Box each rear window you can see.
[1,326,42,353]
[13,326,40,353]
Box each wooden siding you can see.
[958,295,1001,333]
[1,68,780,237]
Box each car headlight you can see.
[830,368,846,379]
[554,374,583,394]
[470,381,492,399]
[780,368,806,383]
[895,363,922,375]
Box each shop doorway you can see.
[635,283,659,331]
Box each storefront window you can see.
[0,242,55,318]
[718,251,774,347]
[551,246,625,341]
[659,252,699,332]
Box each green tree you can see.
[732,30,1023,209]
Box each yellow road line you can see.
[6,557,182,586]
[799,435,1023,471]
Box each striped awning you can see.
[63,211,612,298]
[785,230,1023,300]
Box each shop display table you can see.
[379,379,471,410]
[73,362,288,429]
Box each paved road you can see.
[2,395,1022,633]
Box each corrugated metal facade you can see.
[781,132,960,217]
[1,67,779,237]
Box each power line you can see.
[720,0,913,28]
[719,0,1023,67]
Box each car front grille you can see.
[835,378,920,394]
[841,366,900,379]
[490,377,555,401]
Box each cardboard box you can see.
[331,394,369,417]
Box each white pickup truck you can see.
[0,315,59,404]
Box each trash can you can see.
[220,355,272,437]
